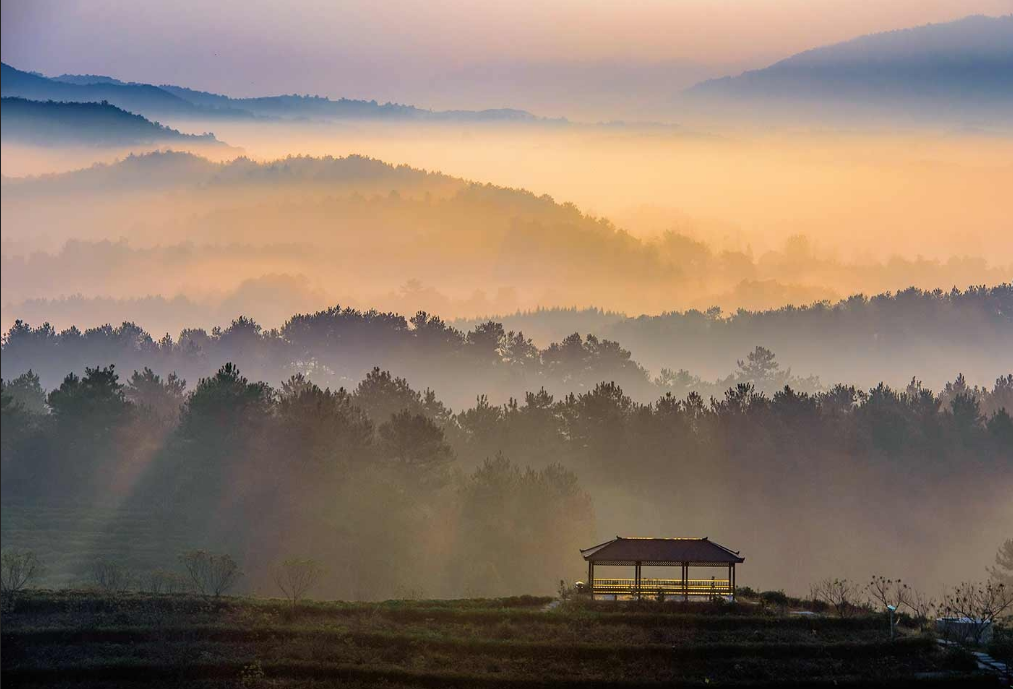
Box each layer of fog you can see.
[4,121,1011,262]
[3,129,1010,393]
[2,135,1010,600]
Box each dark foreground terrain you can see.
[0,592,998,688]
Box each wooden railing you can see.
[592,578,732,596]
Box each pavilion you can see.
[580,536,744,600]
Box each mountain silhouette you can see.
[1,63,246,120]
[1,97,220,146]
[685,15,1013,119]
[2,63,546,124]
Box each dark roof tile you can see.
[580,537,744,564]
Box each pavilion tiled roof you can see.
[580,537,744,565]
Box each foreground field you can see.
[0,592,997,688]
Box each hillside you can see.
[0,63,242,120]
[2,592,989,688]
[3,63,544,124]
[0,149,459,194]
[685,15,1013,119]
[0,97,220,146]
[159,84,542,122]
[2,152,1011,386]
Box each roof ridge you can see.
[581,536,745,563]
[617,536,708,541]
[578,537,618,555]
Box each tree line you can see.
[0,310,658,409]
[2,354,1010,597]
[458,284,1013,392]
[7,295,1012,412]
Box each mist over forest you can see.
[3,285,1011,404]
[3,351,1010,599]
[2,7,1011,638]
[3,150,1010,335]
[4,283,1011,598]
[3,139,1010,603]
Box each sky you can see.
[2,0,1009,116]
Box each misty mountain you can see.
[3,151,1010,360]
[0,97,220,146]
[0,149,457,194]
[3,62,546,124]
[52,73,131,86]
[685,15,1013,120]
[0,63,249,121]
[158,83,543,122]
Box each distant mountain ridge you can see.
[1,63,243,120]
[685,14,1013,119]
[1,97,220,146]
[1,62,546,124]
[0,150,459,194]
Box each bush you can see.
[178,550,241,596]
[89,559,134,593]
[941,645,979,672]
[810,578,861,617]
[273,557,325,606]
[987,624,1012,684]
[759,590,790,608]
[142,569,189,595]
[1,548,44,605]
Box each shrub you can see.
[178,550,241,596]
[89,559,134,593]
[941,645,979,672]
[810,578,861,617]
[273,557,325,606]
[759,589,789,608]
[987,625,1012,686]
[1,548,44,605]
[142,568,189,595]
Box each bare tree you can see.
[178,550,241,596]
[866,574,936,631]
[810,578,861,618]
[867,575,919,638]
[90,559,134,593]
[272,557,325,606]
[903,587,936,631]
[866,575,910,611]
[142,569,188,595]
[941,581,1013,645]
[1,549,44,603]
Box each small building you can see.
[580,536,744,600]
[936,617,993,645]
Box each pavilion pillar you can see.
[588,561,595,600]
[731,564,736,601]
[682,562,688,601]
[635,561,642,600]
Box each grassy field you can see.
[0,499,193,588]
[1,591,997,688]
